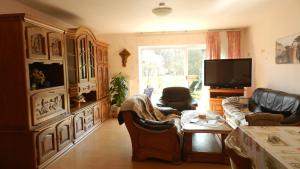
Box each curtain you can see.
[227,31,241,59]
[206,32,220,60]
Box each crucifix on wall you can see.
[119,49,130,67]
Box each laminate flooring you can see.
[47,119,230,169]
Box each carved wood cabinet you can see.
[0,14,110,169]
[67,28,98,97]
[66,27,110,144]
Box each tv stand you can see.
[209,88,244,115]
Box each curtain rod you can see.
[137,28,246,35]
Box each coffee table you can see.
[181,110,232,163]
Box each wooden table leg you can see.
[183,132,192,161]
[222,133,230,164]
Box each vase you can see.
[111,105,121,118]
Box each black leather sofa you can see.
[249,88,300,125]
[223,88,300,128]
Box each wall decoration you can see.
[119,49,130,67]
[276,33,300,64]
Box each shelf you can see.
[26,58,64,65]
[70,101,98,113]
[209,88,244,115]
[29,85,65,95]
[209,88,244,94]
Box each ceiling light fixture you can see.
[152,2,172,16]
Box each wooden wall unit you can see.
[0,14,110,169]
[66,27,110,142]
[209,88,244,115]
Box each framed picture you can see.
[276,33,300,64]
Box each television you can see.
[204,58,252,88]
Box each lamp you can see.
[152,2,172,16]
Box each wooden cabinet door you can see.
[31,89,67,125]
[73,112,85,139]
[56,117,73,151]
[37,126,57,164]
[87,38,96,82]
[48,32,64,60]
[93,104,101,124]
[210,98,224,115]
[103,66,109,96]
[102,47,108,64]
[96,66,103,99]
[101,97,110,122]
[77,35,88,83]
[26,27,48,59]
[96,46,104,64]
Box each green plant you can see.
[109,73,128,107]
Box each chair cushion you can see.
[137,119,175,130]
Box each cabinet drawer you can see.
[84,108,93,116]
[79,85,89,93]
[84,114,93,123]
[84,122,93,131]
[89,83,96,91]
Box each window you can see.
[139,45,205,100]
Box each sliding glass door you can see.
[139,45,205,100]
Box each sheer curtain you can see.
[206,32,220,60]
[201,32,221,111]
[227,31,241,59]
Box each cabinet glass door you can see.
[88,39,96,81]
[77,36,88,82]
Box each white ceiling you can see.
[17,0,276,34]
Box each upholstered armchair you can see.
[156,87,198,112]
[118,95,181,164]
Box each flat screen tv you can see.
[204,58,252,88]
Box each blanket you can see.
[118,94,179,124]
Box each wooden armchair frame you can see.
[121,111,181,164]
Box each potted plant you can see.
[109,73,128,117]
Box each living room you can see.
[0,0,300,169]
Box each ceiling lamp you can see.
[152,2,172,16]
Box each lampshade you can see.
[152,2,172,16]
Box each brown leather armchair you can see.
[157,87,198,112]
[118,95,181,164]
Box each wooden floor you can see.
[47,119,230,169]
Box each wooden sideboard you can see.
[209,88,244,115]
[0,13,110,169]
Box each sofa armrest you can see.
[281,114,300,126]
[245,113,284,126]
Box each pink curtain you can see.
[206,32,220,60]
[227,31,241,59]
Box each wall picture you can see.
[276,33,300,64]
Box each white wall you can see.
[245,0,300,94]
